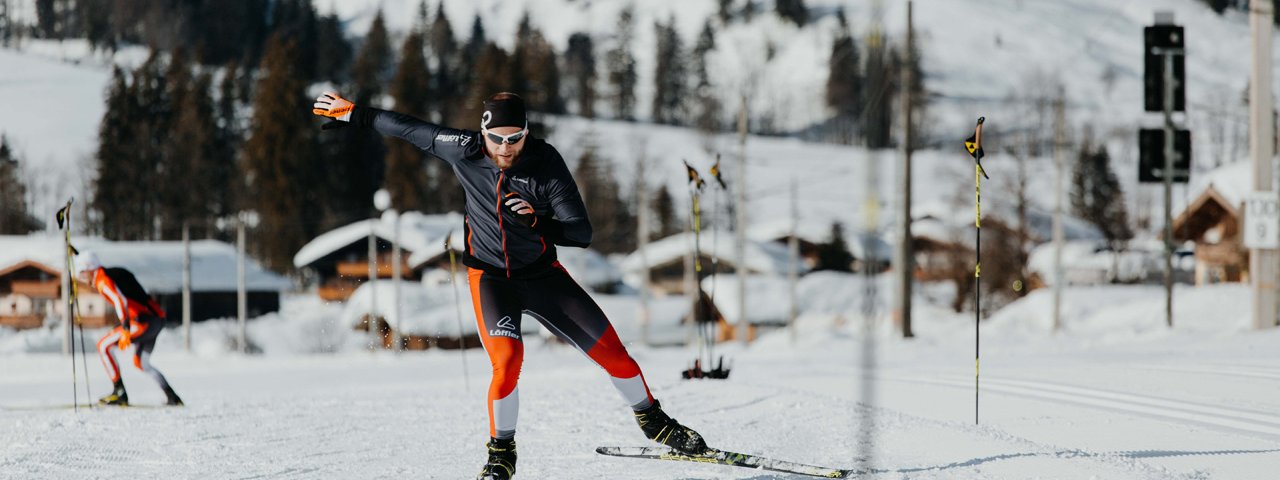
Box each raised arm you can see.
[312,91,479,164]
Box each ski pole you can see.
[73,273,92,404]
[707,154,727,367]
[965,117,988,425]
[683,161,707,366]
[57,200,79,413]
[446,232,471,391]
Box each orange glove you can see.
[117,331,132,351]
[312,92,354,121]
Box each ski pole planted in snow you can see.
[57,199,91,412]
[965,117,988,425]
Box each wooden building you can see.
[1173,185,1246,284]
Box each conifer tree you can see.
[825,9,861,145]
[862,29,894,149]
[564,33,597,118]
[692,18,721,134]
[0,135,34,234]
[651,184,679,240]
[386,31,435,213]
[574,148,635,253]
[606,7,637,121]
[1071,143,1133,251]
[242,36,323,272]
[651,16,687,125]
[776,0,808,26]
[94,67,142,240]
[513,13,565,114]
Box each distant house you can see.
[0,260,109,329]
[749,219,892,272]
[0,236,289,330]
[1173,162,1251,285]
[293,212,463,301]
[619,232,805,295]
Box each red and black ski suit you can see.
[351,107,654,440]
[93,267,174,392]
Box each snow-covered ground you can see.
[3,282,1278,479]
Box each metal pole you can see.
[736,94,749,344]
[183,222,192,352]
[237,216,247,354]
[1251,0,1279,329]
[62,241,71,356]
[788,177,799,344]
[636,153,651,346]
[1053,91,1066,332]
[1162,48,1175,328]
[392,210,402,352]
[895,0,915,339]
[368,216,379,349]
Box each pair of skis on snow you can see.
[596,446,858,478]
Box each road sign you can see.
[1138,129,1191,183]
[1144,25,1185,112]
[1244,193,1280,249]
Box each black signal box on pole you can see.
[1138,128,1191,183]
[1144,25,1185,112]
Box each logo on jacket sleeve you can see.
[436,133,473,146]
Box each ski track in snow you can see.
[4,333,1280,479]
[878,374,1280,442]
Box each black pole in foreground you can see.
[56,200,80,413]
[965,117,988,425]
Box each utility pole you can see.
[392,212,402,351]
[636,151,652,346]
[736,94,749,344]
[62,242,71,356]
[1052,90,1066,332]
[894,0,915,338]
[1250,0,1279,329]
[236,215,247,354]
[182,222,192,352]
[788,177,799,344]
[1161,34,1176,329]
[368,214,379,348]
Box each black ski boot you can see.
[162,386,184,406]
[98,381,128,406]
[634,400,708,455]
[476,437,516,480]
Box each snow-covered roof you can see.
[87,240,290,293]
[293,211,465,269]
[619,231,805,276]
[912,200,1103,246]
[404,228,466,269]
[698,274,790,326]
[554,247,623,289]
[748,218,845,245]
[1187,160,1252,211]
[342,278,492,337]
[0,235,290,293]
[0,234,66,268]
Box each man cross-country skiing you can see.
[75,251,184,407]
[313,92,706,479]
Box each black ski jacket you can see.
[350,107,592,278]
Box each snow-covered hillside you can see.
[1,0,1273,235]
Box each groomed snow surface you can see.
[3,282,1279,479]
